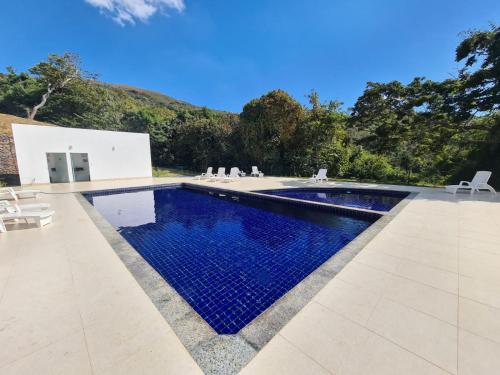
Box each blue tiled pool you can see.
[84,185,377,334]
[256,188,409,212]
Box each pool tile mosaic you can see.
[84,186,376,334]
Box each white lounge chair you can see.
[0,209,55,233]
[0,200,51,213]
[194,167,214,180]
[234,167,246,177]
[222,168,240,183]
[0,187,41,200]
[445,171,497,194]
[209,167,227,182]
[251,166,264,177]
[309,169,328,183]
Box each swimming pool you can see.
[84,185,377,334]
[256,188,409,212]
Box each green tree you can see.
[455,25,500,115]
[239,90,304,174]
[300,91,349,176]
[173,117,232,170]
[27,53,94,120]
[0,67,40,117]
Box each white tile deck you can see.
[1,176,499,374]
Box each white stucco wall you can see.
[12,124,152,185]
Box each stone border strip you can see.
[75,184,417,375]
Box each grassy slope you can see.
[104,83,199,111]
[103,83,231,114]
[0,113,55,135]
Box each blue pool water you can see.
[256,188,409,212]
[84,186,376,334]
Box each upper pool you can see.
[83,185,377,334]
[255,188,409,212]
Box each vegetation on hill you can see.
[105,83,202,112]
[0,25,499,187]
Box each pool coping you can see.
[75,183,417,375]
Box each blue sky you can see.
[2,0,499,112]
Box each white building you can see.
[9,122,152,185]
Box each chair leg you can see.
[486,184,497,194]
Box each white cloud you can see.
[86,0,185,25]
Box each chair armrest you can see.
[458,181,471,186]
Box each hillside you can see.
[0,71,232,131]
[104,83,201,112]
[103,83,229,114]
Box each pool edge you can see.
[74,185,418,375]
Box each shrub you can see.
[316,141,350,177]
[348,149,395,181]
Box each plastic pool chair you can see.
[194,167,214,180]
[0,188,17,201]
[0,200,51,213]
[445,171,497,195]
[232,167,245,177]
[222,168,239,183]
[309,169,328,183]
[0,209,55,233]
[0,187,41,200]
[209,167,227,182]
[251,166,263,177]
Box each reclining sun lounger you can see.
[194,167,214,180]
[445,171,496,194]
[309,169,328,183]
[0,200,51,213]
[251,166,263,177]
[209,167,227,182]
[0,187,41,200]
[222,168,240,183]
[0,209,55,233]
